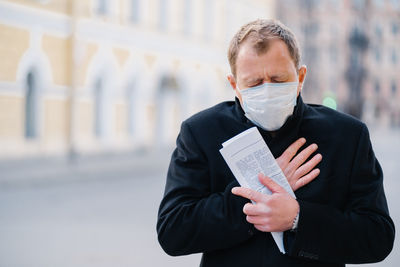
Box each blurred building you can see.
[276,0,400,128]
[0,0,274,159]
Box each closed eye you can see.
[271,79,286,83]
[270,73,289,83]
[249,81,263,87]
[247,79,264,87]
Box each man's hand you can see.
[277,138,322,191]
[232,173,299,232]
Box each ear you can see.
[227,74,243,103]
[297,65,307,96]
[227,74,237,90]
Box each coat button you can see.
[248,229,254,236]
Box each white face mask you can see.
[237,82,299,131]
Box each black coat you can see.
[157,96,395,267]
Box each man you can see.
[157,19,394,266]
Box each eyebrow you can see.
[269,73,289,80]
[243,77,263,84]
[241,72,289,84]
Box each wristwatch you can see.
[291,210,300,231]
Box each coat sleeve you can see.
[284,123,395,264]
[157,121,255,256]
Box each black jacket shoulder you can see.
[301,103,367,141]
[184,101,237,127]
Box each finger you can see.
[232,187,266,203]
[246,215,268,225]
[288,143,318,172]
[293,168,320,191]
[258,173,285,194]
[278,138,306,163]
[254,224,270,232]
[243,202,270,216]
[243,203,258,216]
[293,153,322,179]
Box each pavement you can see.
[0,148,172,187]
[0,128,399,267]
[0,147,202,267]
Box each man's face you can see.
[228,38,306,104]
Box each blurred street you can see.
[0,149,202,267]
[0,128,399,267]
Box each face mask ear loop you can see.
[235,86,241,99]
[235,86,246,112]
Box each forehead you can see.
[236,38,296,80]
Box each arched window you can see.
[94,78,105,138]
[159,0,169,31]
[156,74,181,146]
[130,0,140,23]
[25,70,39,139]
[203,0,215,40]
[126,80,136,136]
[392,81,397,95]
[97,0,109,15]
[374,80,380,93]
[183,0,193,35]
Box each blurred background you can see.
[0,0,399,266]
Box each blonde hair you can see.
[228,19,301,77]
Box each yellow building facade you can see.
[0,0,274,158]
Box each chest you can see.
[211,132,354,209]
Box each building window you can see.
[375,25,382,40]
[159,0,168,31]
[352,0,365,9]
[328,0,339,11]
[130,0,140,23]
[374,80,380,93]
[94,78,105,137]
[126,80,136,136]
[374,0,384,8]
[160,75,178,92]
[25,70,39,139]
[392,81,397,95]
[392,48,397,64]
[96,0,109,15]
[391,0,400,9]
[183,0,193,36]
[375,47,381,62]
[392,22,399,35]
[302,21,319,37]
[304,46,318,63]
[203,0,214,40]
[156,74,181,146]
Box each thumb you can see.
[258,173,285,194]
